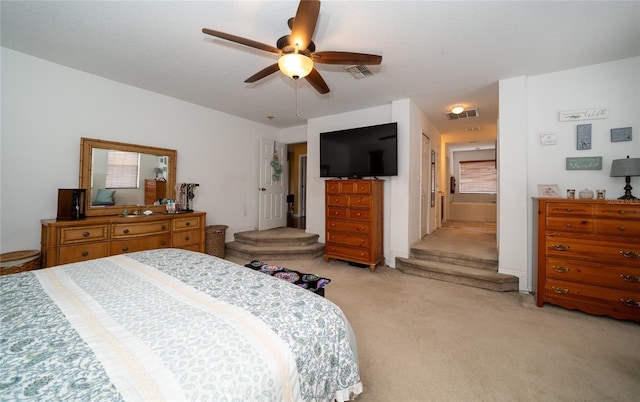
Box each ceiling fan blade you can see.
[312,51,382,65]
[202,28,281,54]
[244,64,281,83]
[290,0,320,50]
[305,68,330,94]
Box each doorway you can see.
[286,143,307,229]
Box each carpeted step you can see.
[396,257,519,292]
[225,241,325,261]
[409,247,498,271]
[233,227,320,247]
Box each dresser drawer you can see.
[326,181,342,194]
[348,208,370,221]
[326,219,371,234]
[60,225,108,244]
[173,215,202,231]
[546,237,640,267]
[59,242,109,264]
[112,221,170,238]
[544,278,640,319]
[546,203,595,217]
[327,232,370,248]
[353,181,372,194]
[327,207,348,219]
[348,195,371,207]
[546,258,640,291]
[594,219,640,237]
[172,229,201,248]
[327,195,348,206]
[546,217,593,234]
[110,234,171,255]
[325,244,371,262]
[596,203,640,220]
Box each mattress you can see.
[0,248,362,401]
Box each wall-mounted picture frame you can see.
[566,156,602,170]
[577,124,592,150]
[611,127,632,142]
[538,184,561,198]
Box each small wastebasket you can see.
[0,250,41,276]
[206,225,228,258]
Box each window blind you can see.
[459,160,496,194]
[106,151,140,188]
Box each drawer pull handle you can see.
[552,286,569,294]
[82,232,90,237]
[552,244,569,251]
[565,208,572,212]
[185,236,190,241]
[122,247,129,252]
[621,274,640,282]
[619,210,626,215]
[161,241,166,246]
[186,222,190,226]
[618,226,625,231]
[356,213,361,217]
[619,299,640,308]
[620,251,640,258]
[565,223,572,228]
[552,266,570,273]
[81,251,89,257]
[123,229,130,234]
[162,225,167,230]
[334,212,339,215]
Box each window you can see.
[459,160,496,194]
[105,151,140,188]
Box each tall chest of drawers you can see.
[41,212,206,268]
[324,179,384,272]
[534,199,640,322]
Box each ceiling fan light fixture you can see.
[451,105,465,115]
[278,53,313,80]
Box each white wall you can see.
[0,48,279,252]
[499,56,639,292]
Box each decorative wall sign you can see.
[611,127,632,142]
[576,124,592,150]
[566,156,602,170]
[540,132,558,146]
[559,107,608,122]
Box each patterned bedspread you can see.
[0,249,362,401]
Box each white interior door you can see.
[421,133,430,238]
[258,138,287,230]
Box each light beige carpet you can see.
[227,256,640,402]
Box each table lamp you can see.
[610,155,640,200]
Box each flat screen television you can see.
[320,122,398,178]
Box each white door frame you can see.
[421,132,431,238]
[298,154,307,217]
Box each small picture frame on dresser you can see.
[538,184,561,198]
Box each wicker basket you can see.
[206,225,228,258]
[0,250,41,276]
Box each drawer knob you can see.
[620,251,640,258]
[83,232,90,237]
[618,226,625,231]
[619,299,640,308]
[123,229,130,234]
[565,208,572,212]
[620,274,640,283]
[122,247,129,252]
[356,213,361,217]
[334,212,339,215]
[161,241,166,246]
[551,244,570,251]
[186,222,190,226]
[552,265,570,273]
[565,223,572,228]
[619,210,626,215]
[162,225,167,230]
[81,251,89,257]
[185,236,190,241]
[551,286,569,294]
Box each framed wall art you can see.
[538,184,561,198]
[576,124,592,150]
[611,127,632,142]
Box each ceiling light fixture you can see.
[451,105,465,115]
[278,52,313,80]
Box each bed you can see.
[0,248,362,401]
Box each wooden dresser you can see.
[534,198,640,322]
[144,179,167,205]
[41,211,206,268]
[324,179,384,272]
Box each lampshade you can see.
[451,106,464,115]
[278,53,313,79]
[610,156,640,177]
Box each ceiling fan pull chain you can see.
[295,80,300,117]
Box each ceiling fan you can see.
[202,0,382,94]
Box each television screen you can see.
[320,122,398,178]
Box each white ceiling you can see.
[2,1,639,144]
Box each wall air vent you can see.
[446,108,479,120]
[346,65,372,79]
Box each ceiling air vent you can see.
[346,65,372,79]
[446,108,479,120]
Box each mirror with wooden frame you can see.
[79,138,177,217]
